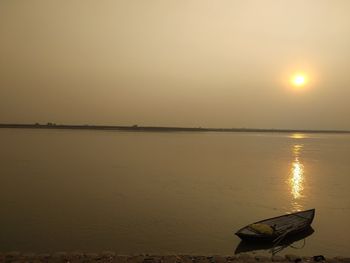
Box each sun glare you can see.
[291,74,307,88]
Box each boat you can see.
[234,226,314,254]
[235,209,315,241]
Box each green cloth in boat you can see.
[249,223,274,235]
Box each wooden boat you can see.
[234,226,314,254]
[235,209,315,241]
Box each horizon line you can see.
[0,123,350,134]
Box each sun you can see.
[291,74,307,88]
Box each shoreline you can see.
[1,123,350,134]
[0,252,348,263]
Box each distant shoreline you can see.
[1,123,350,134]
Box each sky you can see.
[1,0,350,130]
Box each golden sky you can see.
[1,0,350,129]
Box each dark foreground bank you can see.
[0,253,349,263]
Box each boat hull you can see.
[235,209,315,241]
[234,226,314,254]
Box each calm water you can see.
[1,129,350,255]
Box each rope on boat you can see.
[290,238,306,249]
[270,225,299,254]
[270,237,306,255]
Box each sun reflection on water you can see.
[289,133,307,139]
[289,142,305,211]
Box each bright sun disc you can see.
[292,74,307,87]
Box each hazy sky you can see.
[1,0,350,129]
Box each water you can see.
[1,128,350,256]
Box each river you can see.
[1,129,349,256]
